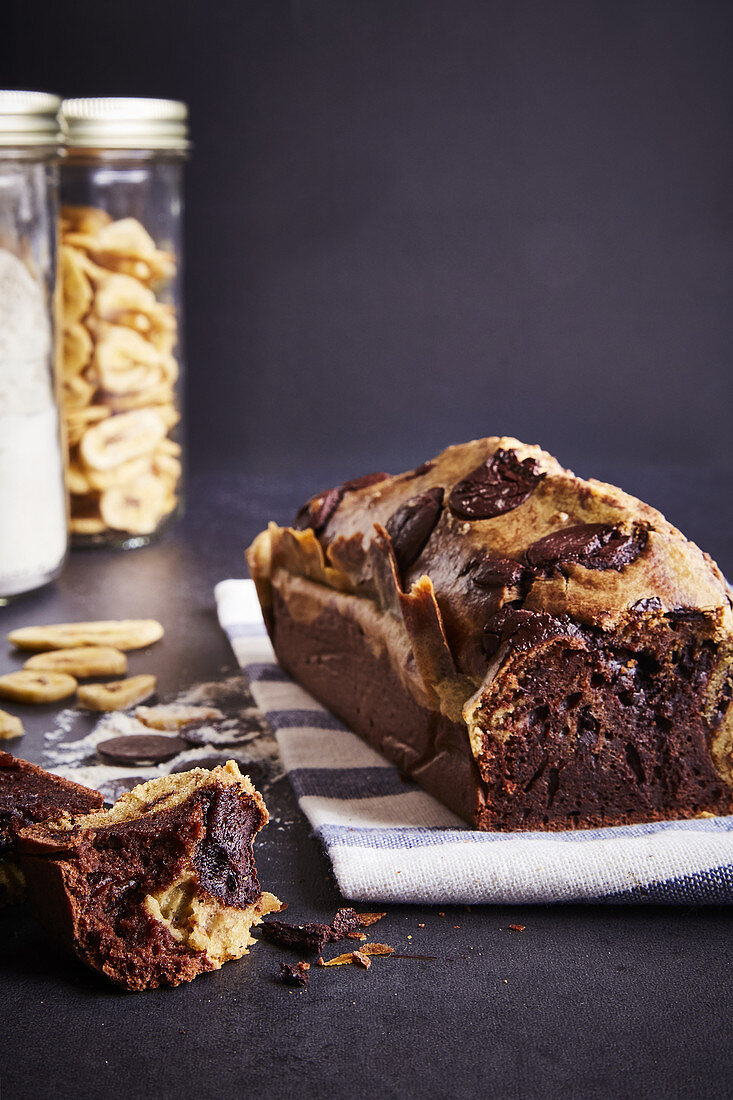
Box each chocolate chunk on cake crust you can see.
[0,752,103,906]
[18,761,281,990]
[247,436,733,831]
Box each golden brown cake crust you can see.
[248,437,733,831]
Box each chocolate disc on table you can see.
[97,734,187,765]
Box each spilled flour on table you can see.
[42,674,285,804]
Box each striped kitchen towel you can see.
[215,579,733,904]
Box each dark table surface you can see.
[2,465,732,1100]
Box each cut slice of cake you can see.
[19,761,281,990]
[0,752,103,907]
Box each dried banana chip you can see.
[157,438,182,458]
[24,646,128,678]
[100,473,167,534]
[0,710,24,739]
[0,670,78,704]
[63,323,93,375]
[105,381,174,413]
[93,273,157,323]
[77,674,157,712]
[95,217,157,256]
[82,453,152,492]
[153,451,182,486]
[65,405,110,446]
[61,246,93,323]
[135,704,224,730]
[94,326,163,395]
[61,205,112,235]
[7,620,164,652]
[66,460,92,495]
[69,517,106,535]
[80,408,167,471]
[62,373,95,410]
[154,404,180,431]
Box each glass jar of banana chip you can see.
[0,91,68,600]
[59,98,189,548]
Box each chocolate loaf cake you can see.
[0,752,103,906]
[18,761,281,990]
[247,437,733,831]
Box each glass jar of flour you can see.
[59,98,189,548]
[0,92,68,601]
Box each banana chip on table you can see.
[0,711,24,739]
[0,671,78,704]
[24,647,128,678]
[77,674,157,712]
[7,620,164,652]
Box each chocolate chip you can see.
[97,734,187,766]
[526,523,647,572]
[293,473,390,534]
[341,471,390,493]
[482,607,581,660]
[470,555,527,589]
[385,487,443,571]
[404,460,435,480]
[448,449,545,520]
[293,486,342,534]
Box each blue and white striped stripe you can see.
[216,579,733,904]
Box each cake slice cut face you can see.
[0,752,103,907]
[19,761,281,990]
[247,436,733,831]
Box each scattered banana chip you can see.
[0,670,78,704]
[80,408,166,471]
[8,620,164,652]
[135,704,225,730]
[24,646,128,678]
[77,674,157,712]
[0,710,24,739]
[100,473,168,534]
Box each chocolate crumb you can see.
[280,961,310,988]
[352,951,371,970]
[509,924,526,932]
[260,919,332,954]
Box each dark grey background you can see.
[8,0,733,481]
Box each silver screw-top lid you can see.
[0,91,63,147]
[62,97,189,151]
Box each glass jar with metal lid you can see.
[0,91,68,601]
[59,98,189,548]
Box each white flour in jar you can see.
[0,248,67,597]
